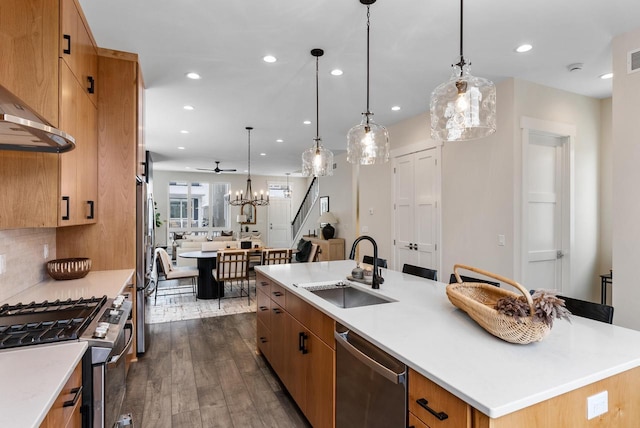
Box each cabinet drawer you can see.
[409,412,429,428]
[257,287,271,330]
[409,368,471,428]
[271,282,286,308]
[286,291,335,348]
[257,318,271,361]
[256,274,272,296]
[41,361,83,428]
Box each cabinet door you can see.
[60,0,98,105]
[75,81,97,224]
[0,0,59,125]
[257,318,271,362]
[270,302,288,383]
[58,62,80,225]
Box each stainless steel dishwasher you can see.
[335,323,407,428]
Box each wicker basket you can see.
[46,258,91,280]
[446,264,551,344]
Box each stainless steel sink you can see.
[301,282,394,308]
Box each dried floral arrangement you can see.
[495,289,572,327]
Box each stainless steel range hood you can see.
[0,84,75,153]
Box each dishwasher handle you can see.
[335,331,405,385]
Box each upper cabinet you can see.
[0,0,98,228]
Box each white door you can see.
[394,148,440,275]
[268,198,292,248]
[524,132,567,291]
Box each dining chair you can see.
[362,255,388,269]
[213,249,250,308]
[402,264,437,281]
[154,247,198,304]
[307,243,320,262]
[448,273,500,287]
[262,248,293,265]
[558,295,614,324]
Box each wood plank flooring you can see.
[120,313,311,428]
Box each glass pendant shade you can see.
[430,62,496,141]
[347,114,389,165]
[302,139,334,177]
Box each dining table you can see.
[179,250,222,299]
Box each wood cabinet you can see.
[303,237,345,261]
[256,272,335,428]
[409,366,640,428]
[40,360,82,428]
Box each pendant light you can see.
[347,0,389,165]
[430,0,496,142]
[283,173,292,198]
[302,49,334,177]
[229,127,269,206]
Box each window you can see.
[268,182,289,199]
[168,181,229,234]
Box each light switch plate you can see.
[587,391,608,420]
[0,254,5,275]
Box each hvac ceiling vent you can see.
[628,49,640,74]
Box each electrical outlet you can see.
[498,234,505,246]
[0,254,6,275]
[587,391,608,419]
[43,244,49,259]
[361,225,369,233]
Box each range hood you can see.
[0,84,75,153]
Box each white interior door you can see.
[268,198,292,248]
[393,148,440,274]
[524,132,567,291]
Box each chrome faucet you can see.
[349,235,384,289]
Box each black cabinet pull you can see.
[272,291,283,297]
[62,196,70,220]
[63,386,82,407]
[86,200,94,219]
[260,281,269,287]
[259,306,268,311]
[298,332,309,354]
[87,76,95,94]
[272,308,282,314]
[259,337,267,343]
[63,34,71,54]
[416,398,448,421]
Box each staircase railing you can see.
[291,177,319,242]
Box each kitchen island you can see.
[255,260,640,426]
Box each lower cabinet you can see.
[256,273,335,428]
[409,368,471,428]
[40,360,83,428]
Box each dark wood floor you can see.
[121,313,312,428]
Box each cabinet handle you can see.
[87,76,95,94]
[259,337,268,343]
[260,281,269,287]
[62,196,70,220]
[298,332,308,354]
[63,34,71,54]
[416,398,448,421]
[272,291,283,297]
[87,201,94,219]
[272,308,282,314]
[63,386,82,407]
[259,306,268,311]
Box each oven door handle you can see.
[107,322,134,367]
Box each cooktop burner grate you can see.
[0,296,107,350]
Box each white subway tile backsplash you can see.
[0,228,56,302]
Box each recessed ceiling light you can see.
[263,55,277,63]
[391,106,401,111]
[515,44,533,53]
[185,72,201,79]
[331,69,343,76]
[185,166,191,169]
[183,105,195,111]
[276,139,284,143]
[303,120,311,125]
[260,153,266,156]
[180,130,189,134]
[600,72,614,80]
[178,146,185,150]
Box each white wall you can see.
[599,98,613,281]
[612,27,640,330]
[153,170,307,246]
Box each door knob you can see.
[556,250,564,259]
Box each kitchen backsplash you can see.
[0,228,56,302]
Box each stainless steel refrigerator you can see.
[136,173,154,354]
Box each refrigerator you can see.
[135,153,155,354]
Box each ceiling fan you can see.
[196,161,237,174]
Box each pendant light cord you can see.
[315,54,320,150]
[246,127,251,179]
[366,5,371,117]
[456,0,466,75]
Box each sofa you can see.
[175,235,264,267]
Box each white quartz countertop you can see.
[1,269,135,305]
[0,341,88,428]
[255,261,640,419]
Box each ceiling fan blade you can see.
[195,168,216,172]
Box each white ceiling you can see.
[79,0,640,177]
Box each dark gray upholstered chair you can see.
[362,255,388,269]
[558,295,614,324]
[449,273,500,287]
[402,264,437,281]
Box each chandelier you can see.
[429,0,496,141]
[228,127,269,206]
[346,0,389,165]
[301,48,334,177]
